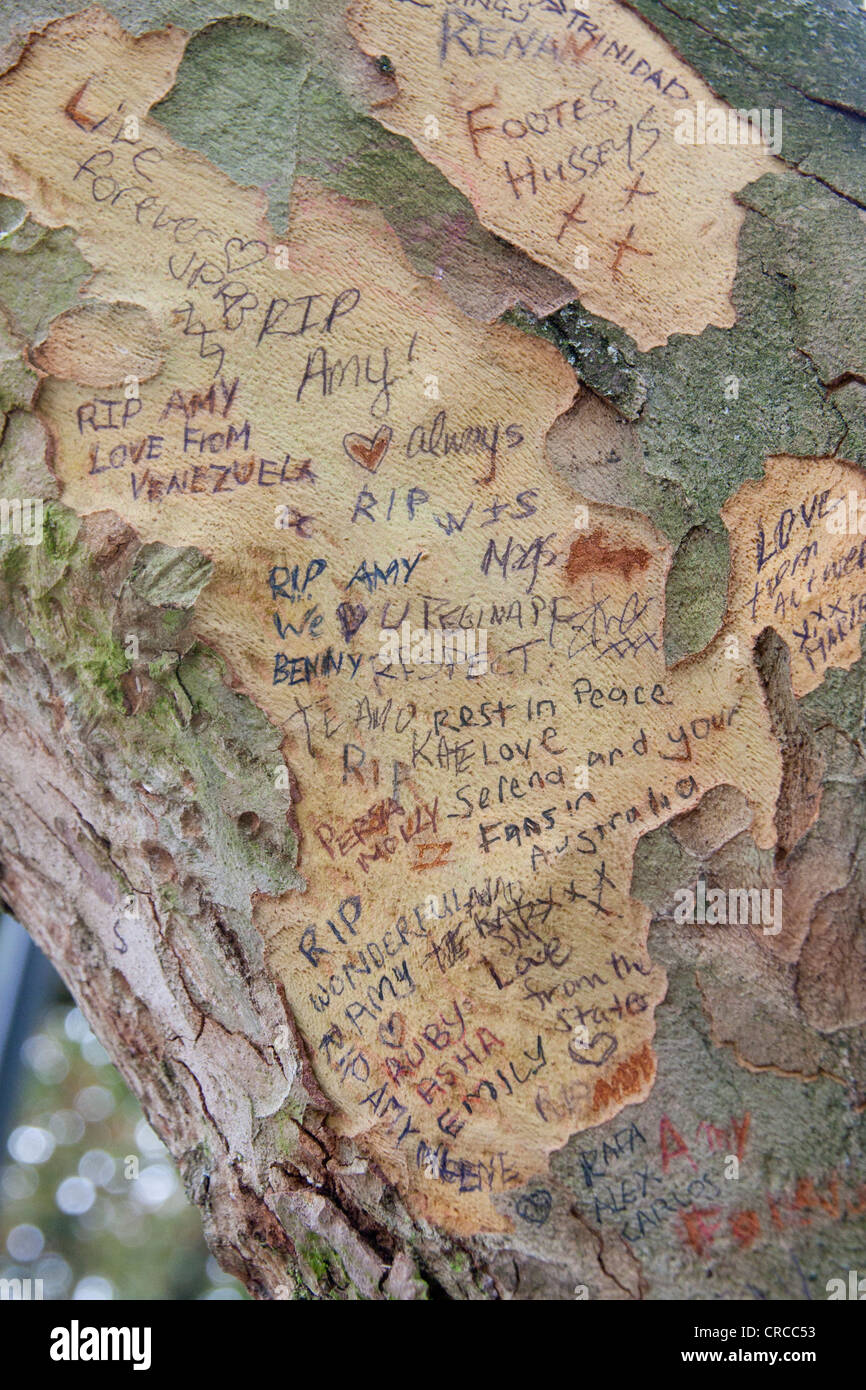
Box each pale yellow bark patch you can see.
[723,455,866,698]
[32,301,164,385]
[348,0,775,348]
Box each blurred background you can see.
[0,912,247,1300]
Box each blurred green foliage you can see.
[0,994,247,1301]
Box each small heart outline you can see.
[568,1030,618,1066]
[223,236,269,274]
[343,424,392,473]
[378,1011,406,1048]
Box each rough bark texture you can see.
[0,0,865,1299]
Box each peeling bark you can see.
[0,0,865,1300]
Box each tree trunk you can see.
[0,0,864,1300]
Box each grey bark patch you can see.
[663,521,730,664]
[151,18,309,236]
[627,0,866,204]
[669,785,753,860]
[128,542,214,609]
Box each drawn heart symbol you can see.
[223,236,269,274]
[378,1012,406,1048]
[336,601,368,642]
[569,1030,618,1067]
[515,1188,552,1226]
[342,424,392,473]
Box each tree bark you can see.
[0,0,865,1300]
